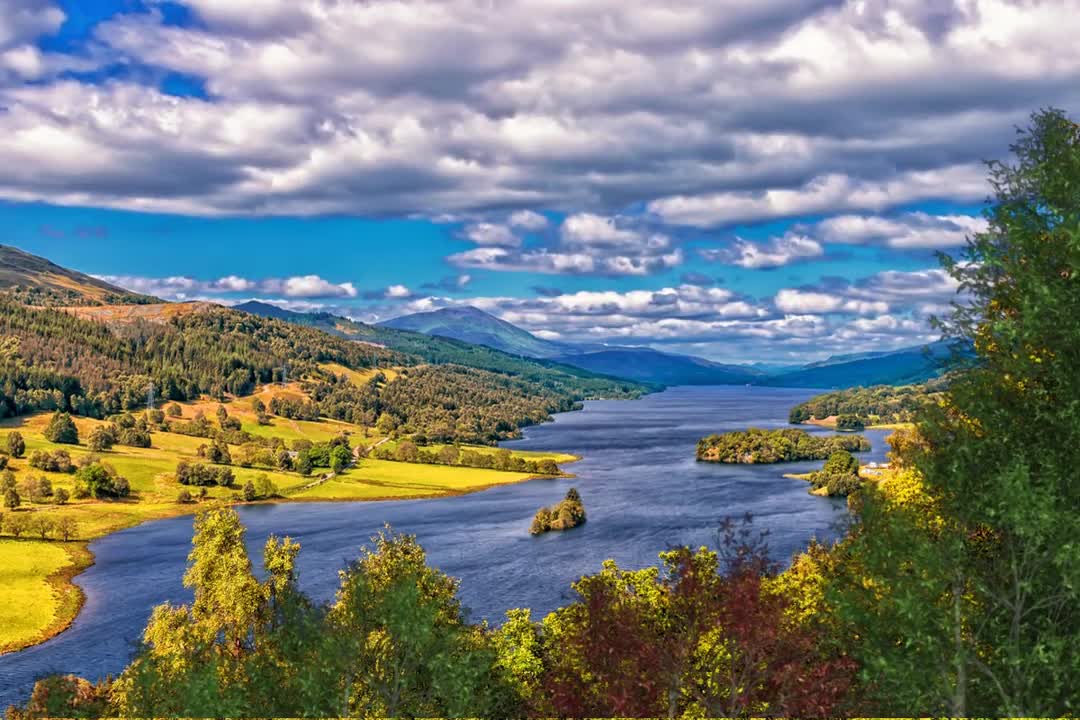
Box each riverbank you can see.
[0,410,580,657]
[0,539,93,655]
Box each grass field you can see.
[320,362,401,386]
[0,539,91,654]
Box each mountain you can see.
[379,306,771,385]
[765,340,967,388]
[0,244,157,306]
[233,301,653,395]
[379,306,571,358]
[553,348,764,386]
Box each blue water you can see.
[0,386,889,708]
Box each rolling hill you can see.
[0,244,157,306]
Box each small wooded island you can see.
[696,427,870,464]
[530,488,586,535]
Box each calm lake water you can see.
[0,386,891,708]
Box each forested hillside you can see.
[0,245,157,306]
[788,378,948,425]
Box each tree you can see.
[275,449,292,471]
[54,487,69,505]
[6,512,28,537]
[295,450,313,476]
[4,487,19,511]
[6,431,25,458]
[30,513,54,539]
[836,414,865,431]
[328,527,514,717]
[394,441,419,463]
[834,109,1080,716]
[87,424,116,452]
[176,489,193,504]
[330,445,351,474]
[43,412,79,444]
[254,474,276,499]
[437,445,460,465]
[165,403,182,418]
[243,481,256,502]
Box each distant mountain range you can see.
[376,306,965,388]
[0,239,964,392]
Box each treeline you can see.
[369,441,560,475]
[788,379,947,425]
[696,428,870,464]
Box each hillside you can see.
[765,340,967,388]
[0,245,157,306]
[234,301,649,398]
[379,306,570,358]
[553,348,764,385]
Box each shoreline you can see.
[0,540,94,656]
[0,455,580,658]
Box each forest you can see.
[4,110,1080,718]
[0,301,643,445]
[788,378,948,426]
[695,428,870,464]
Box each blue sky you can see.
[1,0,1076,361]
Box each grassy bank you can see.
[0,539,93,654]
[0,399,579,655]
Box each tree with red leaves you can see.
[536,514,856,717]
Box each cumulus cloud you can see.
[701,233,824,269]
[0,0,1072,219]
[816,211,988,249]
[450,212,683,275]
[461,222,521,247]
[98,273,358,299]
[508,210,549,230]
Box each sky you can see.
[1,0,1077,363]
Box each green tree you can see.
[5,431,25,458]
[43,412,79,445]
[835,109,1080,716]
[4,487,19,511]
[295,450,313,476]
[87,424,116,452]
[54,487,69,505]
[243,481,256,502]
[330,445,351,474]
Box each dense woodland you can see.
[0,299,642,444]
[696,428,870,464]
[6,110,1080,718]
[788,378,948,425]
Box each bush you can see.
[43,412,79,445]
[54,487,69,505]
[165,403,182,418]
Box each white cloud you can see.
[98,273,358,299]
[701,233,823,269]
[0,1,1073,219]
[817,211,988,249]
[384,284,412,298]
[462,222,521,247]
[508,209,549,230]
[650,165,990,227]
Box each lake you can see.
[0,386,891,708]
